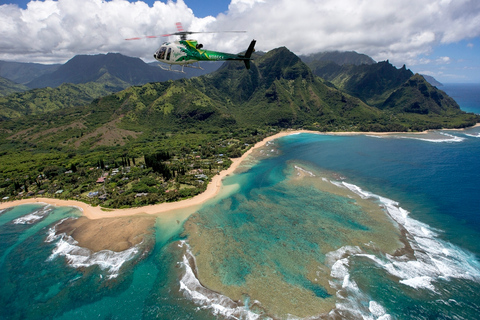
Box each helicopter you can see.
[126,23,256,73]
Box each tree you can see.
[144,151,173,180]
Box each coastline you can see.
[1,126,479,219]
[0,129,298,219]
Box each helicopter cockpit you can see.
[154,43,172,61]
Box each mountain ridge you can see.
[0,76,29,97]
[1,46,478,207]
[0,60,60,85]
[0,48,473,130]
[26,53,181,89]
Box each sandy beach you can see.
[1,127,478,219]
[0,129,300,219]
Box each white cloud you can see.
[436,56,451,64]
[0,0,201,63]
[1,0,480,68]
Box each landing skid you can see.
[158,62,204,73]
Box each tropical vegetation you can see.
[1,47,478,207]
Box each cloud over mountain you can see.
[1,0,480,70]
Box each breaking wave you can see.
[45,219,140,279]
[178,240,265,320]
[323,180,480,318]
[332,181,480,292]
[402,132,466,143]
[366,131,468,143]
[464,132,480,138]
[13,205,52,224]
[294,165,316,177]
[325,246,393,319]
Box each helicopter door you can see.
[166,48,172,61]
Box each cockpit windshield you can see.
[156,47,167,60]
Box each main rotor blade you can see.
[125,30,247,40]
[125,35,163,40]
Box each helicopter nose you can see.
[153,53,157,59]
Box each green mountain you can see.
[1,47,476,132]
[0,54,178,119]
[90,47,385,134]
[0,76,29,97]
[26,53,183,89]
[301,52,445,106]
[0,53,224,119]
[0,82,123,119]
[0,60,60,84]
[1,46,478,207]
[382,74,457,113]
[304,56,413,105]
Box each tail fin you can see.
[243,39,256,69]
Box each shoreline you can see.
[1,125,479,219]
[0,129,294,219]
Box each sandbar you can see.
[1,126,478,219]
[54,215,157,252]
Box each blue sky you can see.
[164,0,230,17]
[1,0,231,17]
[416,38,480,83]
[1,0,480,83]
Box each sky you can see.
[1,0,480,83]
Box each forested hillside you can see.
[1,46,478,207]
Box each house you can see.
[96,176,106,183]
[88,191,99,198]
[135,193,148,197]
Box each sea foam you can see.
[45,220,140,279]
[330,180,480,290]
[402,132,466,143]
[178,240,264,320]
[326,246,393,319]
[323,179,480,318]
[13,206,52,224]
[294,165,315,177]
[464,132,480,138]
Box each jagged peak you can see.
[256,46,313,85]
[260,46,301,64]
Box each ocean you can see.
[1,83,479,319]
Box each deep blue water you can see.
[278,131,480,255]
[442,83,480,114]
[1,85,480,319]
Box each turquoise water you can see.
[1,86,480,319]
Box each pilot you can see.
[154,47,166,60]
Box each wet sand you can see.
[54,215,157,252]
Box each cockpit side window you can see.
[166,48,171,60]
